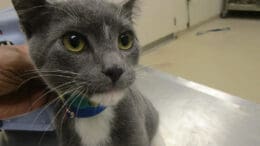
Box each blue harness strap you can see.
[67,105,106,119]
[65,95,106,119]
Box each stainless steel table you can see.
[137,68,260,146]
[1,68,260,146]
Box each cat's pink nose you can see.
[103,67,123,83]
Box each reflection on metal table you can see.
[137,68,260,146]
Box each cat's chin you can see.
[89,89,126,106]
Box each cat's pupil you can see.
[69,35,81,48]
[120,34,130,46]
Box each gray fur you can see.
[12,0,159,145]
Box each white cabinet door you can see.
[188,0,223,26]
[172,0,189,32]
[135,0,176,46]
[135,0,191,46]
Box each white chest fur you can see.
[74,108,114,146]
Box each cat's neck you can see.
[74,107,114,146]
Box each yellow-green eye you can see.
[118,32,134,50]
[63,32,86,52]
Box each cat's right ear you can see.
[12,0,50,38]
[120,0,139,22]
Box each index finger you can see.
[14,44,29,54]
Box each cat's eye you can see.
[118,32,134,50]
[63,32,86,52]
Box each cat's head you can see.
[12,0,140,106]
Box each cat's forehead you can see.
[46,0,133,39]
[48,0,125,4]
[50,0,129,24]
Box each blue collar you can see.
[65,95,106,119]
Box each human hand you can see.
[0,45,53,119]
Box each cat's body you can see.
[58,88,159,146]
[12,0,162,145]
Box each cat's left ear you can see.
[12,0,50,38]
[120,0,139,21]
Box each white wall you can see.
[189,0,223,26]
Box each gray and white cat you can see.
[12,0,162,145]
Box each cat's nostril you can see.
[103,67,124,83]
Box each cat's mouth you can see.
[65,89,126,107]
[89,89,126,106]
